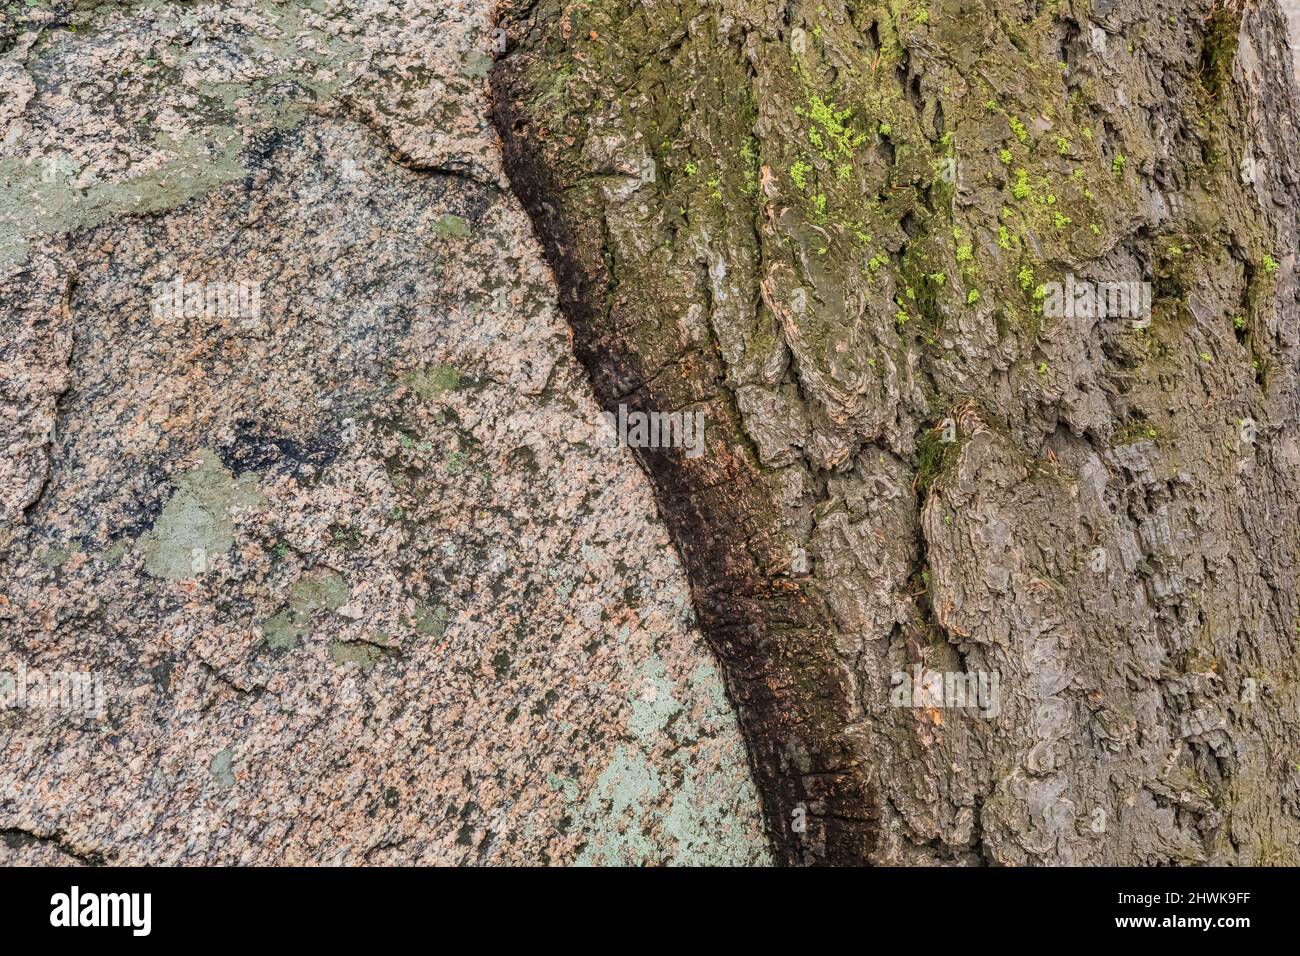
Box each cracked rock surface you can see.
[0,0,768,865]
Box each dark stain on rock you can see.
[219,419,343,482]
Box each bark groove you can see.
[492,0,1300,864]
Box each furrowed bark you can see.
[492,0,1300,865]
[491,25,878,867]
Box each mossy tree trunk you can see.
[492,0,1300,865]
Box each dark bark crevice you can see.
[490,31,879,866]
[489,0,1300,865]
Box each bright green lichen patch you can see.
[403,364,462,399]
[433,214,473,239]
[497,0,1300,864]
[797,93,868,160]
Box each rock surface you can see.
[0,0,768,865]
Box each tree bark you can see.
[492,0,1300,864]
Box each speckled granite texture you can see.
[0,0,769,865]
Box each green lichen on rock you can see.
[0,0,370,265]
[289,569,348,614]
[411,602,448,637]
[433,214,472,238]
[402,365,462,399]
[209,747,236,789]
[262,608,308,652]
[565,657,769,866]
[260,569,349,651]
[328,636,389,669]
[139,450,262,581]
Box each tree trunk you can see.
[492,0,1300,864]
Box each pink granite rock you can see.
[0,0,768,866]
